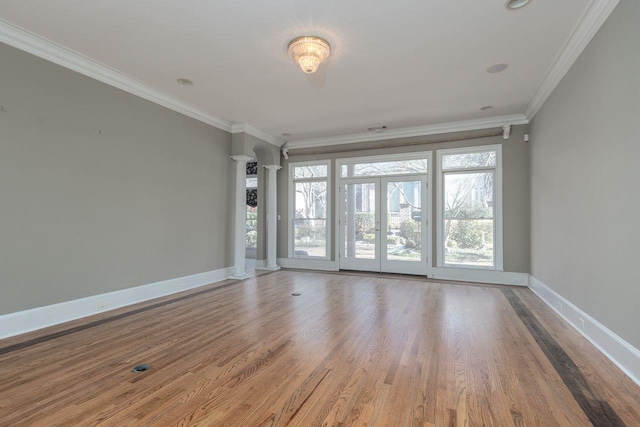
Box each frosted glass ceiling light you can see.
[288,36,331,74]
[506,0,531,9]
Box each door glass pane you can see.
[294,181,327,257]
[443,172,494,266]
[344,182,376,259]
[386,181,421,262]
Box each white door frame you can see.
[335,152,432,276]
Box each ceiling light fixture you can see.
[288,36,331,74]
[480,105,494,111]
[486,63,509,74]
[506,0,531,10]
[176,78,193,86]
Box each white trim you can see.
[334,162,342,268]
[263,165,282,270]
[494,147,504,270]
[285,115,529,149]
[256,265,280,271]
[436,145,503,270]
[0,267,234,339]
[288,160,332,260]
[277,258,339,271]
[523,0,621,119]
[231,122,284,147]
[432,268,528,286]
[529,275,640,387]
[0,18,283,144]
[427,160,434,277]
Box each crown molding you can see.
[523,0,620,119]
[284,114,529,150]
[2,0,618,152]
[231,122,284,147]
[0,19,238,131]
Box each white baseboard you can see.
[432,267,528,286]
[529,275,640,387]
[254,259,266,269]
[0,266,234,340]
[277,258,339,271]
[276,259,526,285]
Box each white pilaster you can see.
[230,155,254,280]
[263,165,282,270]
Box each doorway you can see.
[337,155,431,275]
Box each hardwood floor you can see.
[1,269,639,426]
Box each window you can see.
[246,177,257,188]
[437,146,502,269]
[246,204,257,249]
[246,176,257,250]
[341,159,428,178]
[289,161,331,258]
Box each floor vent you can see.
[131,364,151,373]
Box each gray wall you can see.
[278,125,530,273]
[530,0,640,348]
[0,43,234,314]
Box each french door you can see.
[339,175,429,275]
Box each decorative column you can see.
[230,155,254,280]
[263,165,282,270]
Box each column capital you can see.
[263,164,282,171]
[230,155,254,163]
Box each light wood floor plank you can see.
[0,270,638,426]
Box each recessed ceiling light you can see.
[486,63,509,74]
[282,133,292,137]
[506,0,531,10]
[480,105,494,111]
[367,126,387,133]
[177,78,194,86]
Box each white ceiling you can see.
[0,0,613,146]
